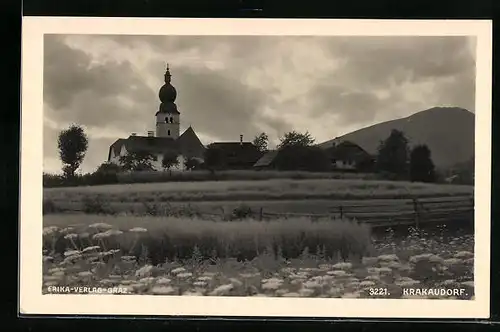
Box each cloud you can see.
[43,34,476,174]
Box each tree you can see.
[161,151,179,173]
[185,157,201,171]
[376,129,410,178]
[410,144,436,183]
[277,130,315,149]
[57,124,89,179]
[119,150,156,171]
[95,161,122,174]
[252,132,269,152]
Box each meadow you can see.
[42,214,474,298]
[42,176,475,299]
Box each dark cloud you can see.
[43,34,476,173]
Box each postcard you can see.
[20,17,491,318]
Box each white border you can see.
[20,17,492,318]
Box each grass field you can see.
[42,214,475,298]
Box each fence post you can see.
[412,198,420,229]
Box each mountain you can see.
[317,107,475,169]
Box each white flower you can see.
[377,254,399,262]
[64,250,81,257]
[193,281,207,288]
[135,264,154,278]
[156,277,172,285]
[170,267,186,275]
[332,262,353,270]
[455,251,474,259]
[121,255,136,262]
[327,270,348,277]
[92,229,123,240]
[43,226,59,236]
[151,286,177,295]
[129,227,148,233]
[82,246,101,253]
[197,276,212,282]
[209,284,233,296]
[77,271,93,277]
[359,280,376,287]
[361,257,378,266]
[89,223,113,229]
[176,272,193,279]
[64,233,78,240]
[303,280,322,289]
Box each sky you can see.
[43,34,476,174]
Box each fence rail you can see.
[47,194,474,229]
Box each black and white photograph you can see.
[20,18,492,318]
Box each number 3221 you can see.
[369,288,389,296]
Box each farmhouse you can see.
[107,64,205,170]
[207,136,264,170]
[324,140,375,172]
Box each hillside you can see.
[317,107,475,169]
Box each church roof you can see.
[108,126,206,161]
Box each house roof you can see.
[208,142,263,165]
[107,126,206,161]
[326,140,373,162]
[253,150,278,167]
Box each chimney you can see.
[240,134,243,146]
[147,131,154,137]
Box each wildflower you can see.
[193,281,207,288]
[318,264,335,271]
[139,277,155,284]
[303,280,322,289]
[135,264,154,278]
[151,285,177,295]
[129,227,148,233]
[60,227,74,234]
[89,223,113,230]
[209,284,233,296]
[43,226,59,236]
[455,251,474,259]
[298,288,314,297]
[154,277,171,284]
[121,255,136,262]
[332,262,353,270]
[64,250,81,257]
[43,256,54,263]
[377,254,399,262]
[461,281,474,288]
[197,276,212,282]
[77,271,93,278]
[82,246,101,253]
[64,233,78,240]
[93,229,123,240]
[443,258,463,266]
[327,270,347,277]
[262,278,284,290]
[359,280,376,288]
[176,272,193,279]
[280,267,296,274]
[409,253,435,264]
[170,267,186,275]
[229,278,243,288]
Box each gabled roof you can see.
[326,140,373,162]
[208,142,263,166]
[177,126,206,159]
[253,150,278,167]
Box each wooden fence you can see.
[48,194,474,229]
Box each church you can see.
[107,64,206,171]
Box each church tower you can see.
[155,63,180,139]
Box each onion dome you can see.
[157,63,180,114]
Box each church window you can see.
[170,117,174,123]
[168,129,171,136]
[165,117,168,123]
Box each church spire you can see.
[164,62,172,83]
